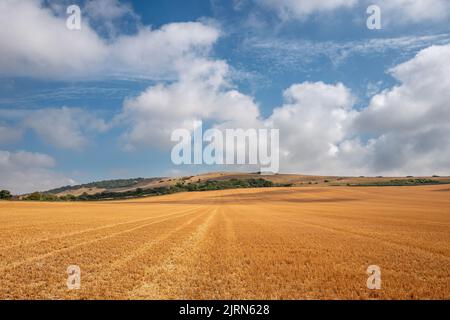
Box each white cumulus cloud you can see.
[266,43,450,176]
[0,0,107,79]
[118,59,261,150]
[0,0,220,80]
[0,150,75,194]
[352,44,450,175]
[120,43,450,176]
[267,82,359,174]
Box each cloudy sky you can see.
[1,0,450,194]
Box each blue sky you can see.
[1,0,450,193]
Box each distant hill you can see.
[45,177,160,196]
[40,172,450,200]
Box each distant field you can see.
[0,186,449,299]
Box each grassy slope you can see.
[46,172,450,197]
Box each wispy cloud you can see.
[253,0,450,24]
[242,33,450,69]
[0,84,146,107]
[0,107,111,150]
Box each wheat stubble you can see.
[0,185,449,299]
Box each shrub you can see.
[60,194,77,201]
[23,192,60,201]
[24,192,43,201]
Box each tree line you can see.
[17,178,290,202]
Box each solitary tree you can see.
[0,190,12,200]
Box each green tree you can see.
[24,192,42,201]
[78,192,89,201]
[0,190,12,200]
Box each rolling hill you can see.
[37,172,450,200]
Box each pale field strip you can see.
[212,204,362,299]
[129,208,219,299]
[127,206,258,300]
[0,185,449,299]
[126,195,225,299]
[75,207,213,299]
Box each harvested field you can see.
[0,185,449,299]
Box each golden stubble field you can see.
[0,185,449,300]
